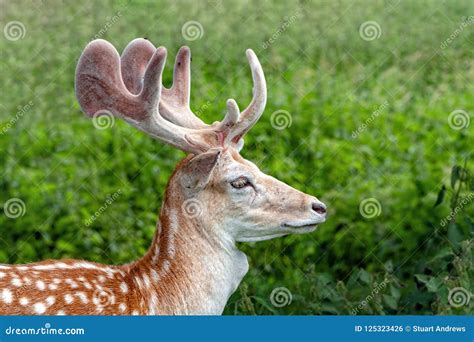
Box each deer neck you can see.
[128,194,248,315]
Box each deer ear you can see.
[181,149,222,190]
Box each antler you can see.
[75,39,266,154]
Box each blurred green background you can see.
[0,0,472,315]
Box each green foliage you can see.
[0,0,473,315]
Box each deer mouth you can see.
[282,222,320,231]
[284,223,318,228]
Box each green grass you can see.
[0,0,473,315]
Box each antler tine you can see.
[160,46,207,128]
[222,49,267,145]
[75,39,216,154]
[120,38,155,95]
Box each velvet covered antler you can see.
[75,38,266,154]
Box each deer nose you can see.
[311,202,327,216]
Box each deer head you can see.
[0,39,328,317]
[75,39,326,244]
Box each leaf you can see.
[359,269,372,285]
[434,185,446,207]
[447,222,463,245]
[383,294,398,310]
[415,274,430,284]
[451,165,461,189]
[430,247,453,262]
[425,277,442,293]
[390,284,401,299]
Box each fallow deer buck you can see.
[0,38,327,315]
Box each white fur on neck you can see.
[142,215,249,315]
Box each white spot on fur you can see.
[34,302,46,314]
[98,275,106,283]
[76,292,88,304]
[132,310,139,315]
[46,296,56,306]
[0,272,5,279]
[142,274,151,288]
[167,209,178,258]
[1,289,12,304]
[120,282,128,294]
[134,276,144,290]
[64,294,73,304]
[65,279,78,288]
[119,303,126,312]
[148,293,159,315]
[48,283,58,290]
[57,310,66,315]
[11,277,22,287]
[162,260,171,274]
[36,280,46,290]
[150,269,160,282]
[19,297,29,306]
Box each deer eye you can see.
[230,176,250,189]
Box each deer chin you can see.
[236,223,319,242]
